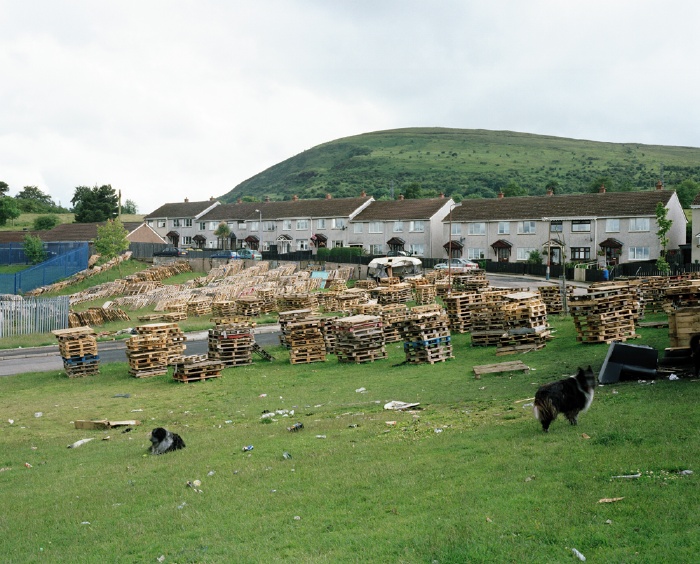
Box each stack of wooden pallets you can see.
[334,315,387,363]
[173,356,225,382]
[381,304,410,343]
[320,316,340,355]
[69,306,131,328]
[354,279,377,290]
[413,283,437,305]
[278,309,314,348]
[668,306,700,347]
[442,292,483,333]
[502,292,548,329]
[375,283,413,305]
[212,300,238,317]
[286,318,327,364]
[496,326,550,356]
[278,293,319,312]
[135,322,187,363]
[125,333,169,377]
[52,326,100,377]
[664,279,700,310]
[208,322,254,366]
[452,272,489,293]
[537,285,572,315]
[569,285,640,343]
[255,288,278,313]
[401,309,453,364]
[164,303,187,321]
[235,296,264,317]
[326,279,348,292]
[187,298,212,317]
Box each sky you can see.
[1,1,699,215]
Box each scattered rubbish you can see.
[130,409,143,412]
[679,469,693,476]
[75,419,141,430]
[207,470,216,476]
[605,519,612,525]
[8,419,14,425]
[581,433,591,439]
[434,428,443,434]
[612,473,641,479]
[315,435,326,439]
[348,424,359,428]
[102,436,111,441]
[385,421,397,426]
[525,476,535,482]
[260,412,275,420]
[186,480,203,493]
[571,547,586,561]
[192,479,201,487]
[242,445,254,452]
[177,502,187,510]
[112,393,131,398]
[287,422,304,432]
[522,402,533,408]
[68,438,95,449]
[293,516,301,521]
[384,401,420,411]
[283,452,292,460]
[34,412,43,418]
[0,467,11,472]
[225,420,232,424]
[81,521,91,525]
[121,427,133,434]
[486,517,493,523]
[157,556,165,563]
[24,462,32,468]
[355,387,367,393]
[598,497,624,503]
[259,393,267,398]
[669,374,680,381]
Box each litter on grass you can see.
[68,438,94,449]
[384,401,420,410]
[571,547,586,561]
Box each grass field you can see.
[1,311,698,563]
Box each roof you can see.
[449,190,677,222]
[0,221,158,244]
[200,196,373,221]
[352,197,452,221]
[145,199,220,219]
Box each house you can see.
[349,195,455,257]
[0,221,163,245]
[144,198,221,248]
[445,183,686,266]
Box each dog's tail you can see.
[533,396,556,423]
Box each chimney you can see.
[439,193,445,198]
[210,196,215,201]
[184,197,189,203]
[237,198,242,204]
[398,194,404,200]
[497,191,504,199]
[656,180,664,191]
[546,187,554,196]
[293,194,298,201]
[265,196,270,202]
[325,193,332,199]
[360,190,366,197]
[598,184,606,194]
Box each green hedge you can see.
[317,247,362,262]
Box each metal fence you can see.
[0,295,70,338]
[0,244,89,295]
[0,241,86,265]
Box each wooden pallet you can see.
[173,360,224,382]
[473,360,530,378]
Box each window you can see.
[183,236,192,245]
[296,219,309,230]
[629,246,650,260]
[353,223,363,234]
[571,220,591,232]
[198,222,206,231]
[550,221,563,232]
[263,221,275,231]
[157,219,166,228]
[369,222,383,233]
[184,219,192,227]
[570,247,591,260]
[393,221,404,233]
[209,221,219,230]
[409,220,424,232]
[451,223,462,236]
[629,218,650,232]
[261,241,271,251]
[467,248,485,260]
[317,219,326,229]
[409,243,425,256]
[332,218,346,229]
[517,221,536,234]
[237,221,246,230]
[250,221,259,232]
[296,239,309,251]
[333,240,343,248]
[370,244,383,255]
[283,220,292,231]
[172,219,181,228]
[226,221,235,228]
[147,220,153,227]
[606,218,620,232]
[468,222,485,235]
[498,221,510,235]
[516,247,537,261]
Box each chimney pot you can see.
[184,197,189,203]
[293,194,298,201]
[265,196,270,202]
[656,180,664,191]
[399,194,404,200]
[547,188,553,196]
[440,193,445,198]
[237,198,242,204]
[360,190,366,197]
[599,184,606,194]
[497,191,504,199]
[326,193,332,199]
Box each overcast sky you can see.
[1,1,698,215]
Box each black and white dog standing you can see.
[533,366,596,432]
[149,427,186,454]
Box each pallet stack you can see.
[452,272,489,293]
[187,298,212,317]
[326,279,348,292]
[173,355,225,382]
[381,304,410,343]
[212,300,238,317]
[52,326,100,377]
[164,303,187,321]
[278,309,314,348]
[208,322,254,366]
[569,285,640,343]
[354,279,377,290]
[413,283,437,305]
[286,318,327,364]
[502,292,548,329]
[235,296,264,317]
[125,334,169,377]
[334,315,387,363]
[375,283,413,305]
[68,306,131,328]
[255,288,278,313]
[668,306,700,347]
[664,280,700,310]
[497,326,550,356]
[278,293,319,312]
[135,322,187,363]
[442,292,483,333]
[537,285,572,315]
[401,310,453,364]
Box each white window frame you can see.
[296,239,309,251]
[409,220,424,233]
[571,220,591,233]
[296,219,309,230]
[184,219,193,227]
[317,218,326,229]
[451,223,462,236]
[606,218,620,232]
[209,221,219,230]
[353,223,363,234]
[332,218,346,230]
[629,246,650,260]
[263,221,275,232]
[497,221,510,235]
[250,221,259,232]
[393,221,404,233]
[516,247,536,261]
[517,221,536,235]
[550,221,563,233]
[237,221,246,231]
[282,220,292,231]
[467,222,485,235]
[172,219,181,228]
[629,218,650,232]
[157,219,166,228]
[368,222,383,234]
[333,240,343,248]
[370,244,383,255]
[467,248,485,260]
[182,236,192,245]
[198,222,206,231]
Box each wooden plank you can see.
[473,360,530,377]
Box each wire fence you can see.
[0,295,70,338]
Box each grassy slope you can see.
[0,315,698,562]
[222,128,700,202]
[0,214,145,232]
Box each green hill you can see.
[221,128,700,204]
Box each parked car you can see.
[433,258,479,273]
[235,248,262,260]
[153,247,188,257]
[210,250,241,260]
[386,250,408,257]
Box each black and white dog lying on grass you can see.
[149,427,186,455]
[533,366,596,432]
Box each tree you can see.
[655,202,672,274]
[502,181,527,197]
[23,234,47,264]
[0,181,9,196]
[95,219,130,273]
[214,222,231,249]
[526,250,543,265]
[72,184,119,222]
[15,186,56,213]
[122,199,138,215]
[675,179,700,209]
[0,196,21,226]
[33,214,59,230]
[402,183,423,199]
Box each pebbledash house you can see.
[444,183,686,267]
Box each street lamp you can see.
[255,209,263,254]
[448,202,462,293]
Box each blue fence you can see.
[0,241,86,265]
[0,244,89,294]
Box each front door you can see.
[497,247,510,262]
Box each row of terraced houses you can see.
[144,183,690,267]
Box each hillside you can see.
[221,128,700,203]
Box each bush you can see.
[33,214,59,230]
[316,247,361,262]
